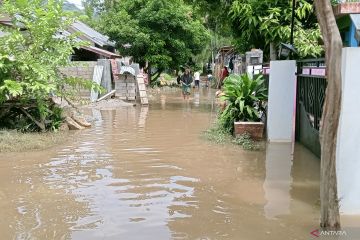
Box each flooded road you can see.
[0,88,358,239]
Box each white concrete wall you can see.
[267,60,297,142]
[337,47,360,214]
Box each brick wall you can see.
[61,61,97,80]
[60,61,97,99]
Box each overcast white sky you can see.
[67,0,83,9]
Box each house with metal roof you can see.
[0,15,120,60]
[66,20,121,60]
[70,20,115,48]
[334,1,360,47]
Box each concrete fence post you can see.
[336,47,360,214]
[267,60,297,142]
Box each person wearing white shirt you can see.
[194,71,200,88]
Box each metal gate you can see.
[295,59,327,157]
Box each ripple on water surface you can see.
[1,89,352,240]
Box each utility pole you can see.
[290,0,296,45]
[290,0,296,59]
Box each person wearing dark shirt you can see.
[181,68,193,100]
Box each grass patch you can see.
[203,124,233,144]
[232,133,261,151]
[0,130,69,152]
[203,123,263,150]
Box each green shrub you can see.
[218,74,267,134]
[162,73,173,82]
[232,133,260,150]
[0,0,102,131]
[203,122,262,151]
[203,122,232,144]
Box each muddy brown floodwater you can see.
[0,88,359,240]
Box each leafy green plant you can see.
[97,0,210,83]
[232,133,260,150]
[218,74,267,134]
[229,0,323,58]
[162,73,173,82]
[0,0,102,131]
[203,121,233,144]
[203,122,262,151]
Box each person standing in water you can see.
[194,70,200,89]
[181,68,193,100]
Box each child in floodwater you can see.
[181,68,193,100]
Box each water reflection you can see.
[92,108,103,123]
[193,91,200,107]
[263,143,293,219]
[1,89,357,240]
[138,107,149,128]
[71,106,202,239]
[0,151,91,239]
[161,95,166,110]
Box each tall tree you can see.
[97,0,210,81]
[229,0,322,59]
[184,0,234,69]
[184,0,233,33]
[314,0,342,230]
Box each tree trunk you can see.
[314,0,342,230]
[269,42,277,61]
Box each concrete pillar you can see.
[336,47,360,214]
[267,60,297,142]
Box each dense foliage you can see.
[184,0,323,59]
[96,0,210,81]
[0,0,98,131]
[229,0,322,58]
[219,74,267,134]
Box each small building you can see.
[0,14,148,103]
[63,20,121,60]
[0,16,120,60]
[334,1,360,47]
[245,49,263,75]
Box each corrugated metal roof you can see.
[0,15,12,27]
[81,46,121,58]
[71,21,115,47]
[1,16,117,54]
